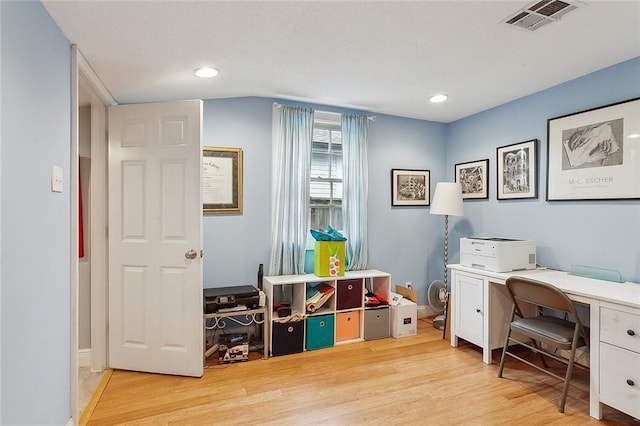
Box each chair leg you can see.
[497,332,509,378]
[530,339,549,368]
[557,330,581,413]
[497,308,516,378]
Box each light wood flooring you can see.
[82,319,638,425]
[79,366,104,416]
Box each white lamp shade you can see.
[430,182,464,216]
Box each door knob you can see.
[185,249,197,260]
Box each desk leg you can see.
[589,301,603,420]
[203,316,206,367]
[451,334,459,347]
[449,280,458,348]
[482,277,492,365]
[262,311,269,360]
[482,348,491,364]
[447,300,458,348]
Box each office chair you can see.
[497,277,589,413]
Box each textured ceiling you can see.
[44,1,640,122]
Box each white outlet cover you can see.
[51,166,63,193]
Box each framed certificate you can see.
[203,147,243,214]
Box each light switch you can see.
[51,166,63,193]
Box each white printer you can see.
[460,237,536,272]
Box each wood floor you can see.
[83,319,638,425]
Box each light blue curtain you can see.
[268,104,314,275]
[341,113,369,270]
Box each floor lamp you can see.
[430,182,464,332]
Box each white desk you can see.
[448,264,640,420]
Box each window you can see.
[310,112,342,231]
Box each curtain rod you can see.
[274,102,376,121]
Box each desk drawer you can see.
[599,342,640,419]
[600,307,640,352]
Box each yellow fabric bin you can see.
[314,241,345,277]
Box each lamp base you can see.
[433,314,445,331]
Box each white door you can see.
[108,100,203,377]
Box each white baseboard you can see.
[418,304,442,318]
[78,349,91,368]
[418,305,430,318]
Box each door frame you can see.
[77,49,116,372]
[71,45,116,423]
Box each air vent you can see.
[504,0,579,31]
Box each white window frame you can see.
[308,111,342,248]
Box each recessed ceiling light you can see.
[429,94,448,103]
[194,67,219,78]
[628,133,640,139]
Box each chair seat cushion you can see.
[511,315,582,346]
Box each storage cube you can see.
[271,320,304,356]
[306,314,335,350]
[335,310,361,341]
[314,241,345,277]
[364,306,390,340]
[391,299,417,338]
[336,279,363,310]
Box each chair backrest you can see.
[505,276,580,319]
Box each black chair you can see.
[497,277,589,413]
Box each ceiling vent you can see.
[504,0,580,31]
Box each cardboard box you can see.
[391,299,417,338]
[314,241,345,277]
[395,284,418,303]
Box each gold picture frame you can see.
[203,147,243,214]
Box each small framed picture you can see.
[547,97,640,201]
[391,169,430,206]
[455,159,489,200]
[496,139,538,200]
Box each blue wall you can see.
[1,1,72,424]
[202,58,640,303]
[202,98,274,288]
[446,57,640,283]
[202,99,447,304]
[368,114,446,298]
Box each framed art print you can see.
[455,159,489,200]
[547,97,640,201]
[496,139,538,200]
[391,169,430,206]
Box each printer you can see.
[203,285,260,313]
[460,237,536,272]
